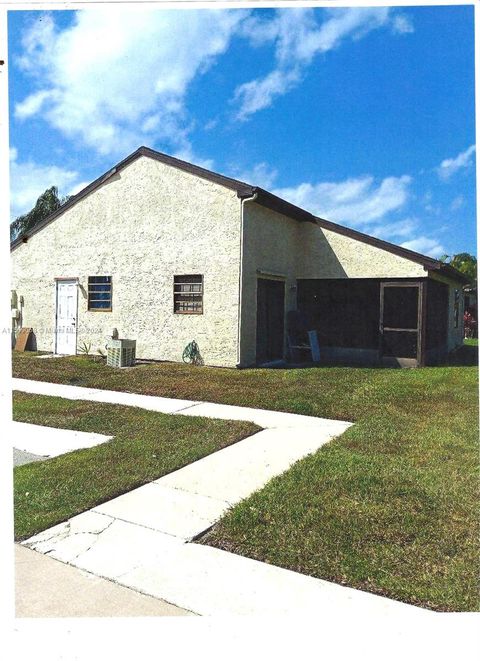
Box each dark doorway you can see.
[256,278,285,363]
[380,283,422,366]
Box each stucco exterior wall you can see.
[239,203,300,366]
[429,271,464,351]
[297,225,427,279]
[11,155,242,367]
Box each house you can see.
[10,146,468,368]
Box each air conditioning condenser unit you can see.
[107,338,136,368]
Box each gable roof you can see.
[10,146,253,251]
[10,146,469,284]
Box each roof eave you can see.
[431,263,471,285]
[238,190,469,283]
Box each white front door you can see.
[55,280,78,355]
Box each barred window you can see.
[174,275,203,314]
[88,276,112,311]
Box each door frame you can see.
[256,275,286,364]
[379,280,426,367]
[54,278,78,355]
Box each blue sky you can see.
[8,4,476,257]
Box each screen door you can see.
[379,283,422,366]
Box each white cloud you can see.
[17,13,56,72]
[366,217,419,241]
[9,148,81,219]
[400,237,445,258]
[15,9,247,156]
[391,14,414,35]
[273,174,411,226]
[273,173,448,257]
[437,145,476,180]
[234,7,391,120]
[204,118,219,132]
[69,180,90,196]
[14,90,55,119]
[233,68,301,118]
[229,161,279,189]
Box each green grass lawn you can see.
[13,392,258,541]
[13,350,479,611]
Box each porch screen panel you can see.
[382,286,418,329]
[381,330,418,358]
[297,279,380,349]
[380,285,420,360]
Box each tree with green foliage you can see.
[440,252,477,285]
[10,186,70,243]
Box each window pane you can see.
[90,300,111,309]
[88,276,112,310]
[90,284,110,292]
[174,275,203,314]
[89,276,111,284]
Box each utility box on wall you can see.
[107,338,136,368]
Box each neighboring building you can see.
[463,284,477,338]
[464,284,477,315]
[10,146,468,368]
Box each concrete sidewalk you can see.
[12,420,112,459]
[13,377,351,542]
[13,377,429,616]
[12,377,348,429]
[15,544,193,617]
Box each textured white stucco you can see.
[11,155,242,367]
[298,225,427,279]
[429,271,464,351]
